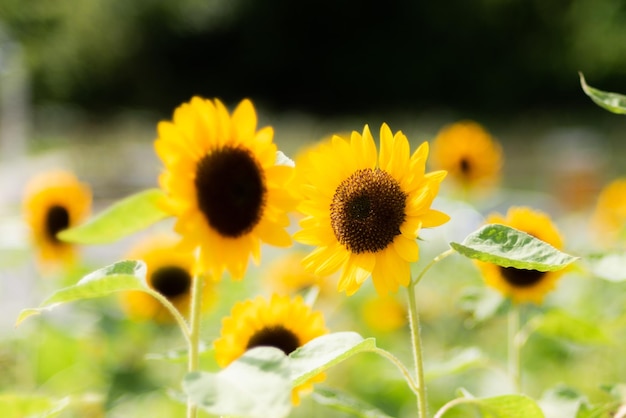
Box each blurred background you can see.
[1,1,626,417]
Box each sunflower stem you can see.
[144,288,191,344]
[186,274,205,418]
[371,347,420,394]
[508,304,522,393]
[407,248,456,418]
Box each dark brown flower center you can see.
[499,266,546,287]
[45,205,70,242]
[195,146,266,238]
[151,266,191,298]
[330,168,407,253]
[246,325,300,355]
[459,157,471,175]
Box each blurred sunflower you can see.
[262,250,334,297]
[154,97,295,280]
[362,294,407,333]
[120,234,214,323]
[22,170,92,273]
[430,120,503,193]
[294,124,449,295]
[213,294,328,405]
[475,207,566,304]
[589,178,626,247]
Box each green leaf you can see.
[424,347,487,381]
[16,260,147,326]
[579,72,626,115]
[289,332,377,387]
[438,394,545,418]
[58,188,170,244]
[312,386,394,418]
[0,394,70,418]
[458,286,508,324]
[538,386,587,418]
[532,309,610,345]
[585,252,626,282]
[450,224,579,271]
[183,347,292,418]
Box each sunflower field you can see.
[1,72,626,418]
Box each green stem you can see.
[508,305,521,393]
[433,397,473,418]
[145,288,191,344]
[408,248,456,418]
[186,274,205,418]
[371,347,420,394]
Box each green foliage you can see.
[311,387,394,418]
[290,332,376,387]
[0,394,70,418]
[424,347,488,382]
[530,309,610,345]
[579,72,626,114]
[58,188,170,244]
[585,251,626,282]
[437,394,545,418]
[450,224,579,271]
[183,347,292,418]
[16,260,147,325]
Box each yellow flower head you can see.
[430,120,503,191]
[362,294,407,333]
[120,233,214,323]
[22,170,92,273]
[154,97,295,280]
[294,124,450,295]
[213,294,328,405]
[262,250,331,296]
[476,207,566,304]
[590,178,626,247]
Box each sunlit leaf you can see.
[183,347,292,418]
[16,260,147,326]
[312,386,394,418]
[438,394,545,418]
[585,252,626,282]
[425,347,487,381]
[289,332,376,387]
[0,394,70,418]
[579,72,626,115]
[450,224,579,271]
[532,309,610,345]
[58,188,170,244]
[458,286,507,324]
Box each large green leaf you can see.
[312,386,394,418]
[289,332,377,387]
[450,224,579,271]
[183,347,292,418]
[58,188,170,244]
[579,72,626,115]
[16,260,147,325]
[437,394,545,418]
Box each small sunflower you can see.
[120,234,214,323]
[294,124,450,295]
[262,250,333,297]
[22,170,92,273]
[475,207,566,304]
[154,97,295,280]
[430,120,503,191]
[590,178,626,247]
[213,294,328,405]
[362,294,407,333]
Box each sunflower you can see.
[475,207,566,304]
[430,120,503,192]
[589,178,626,247]
[262,250,334,297]
[120,233,215,323]
[362,293,407,333]
[154,97,295,280]
[22,170,92,273]
[293,123,450,295]
[213,294,328,405]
